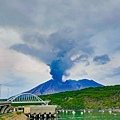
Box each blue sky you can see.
[0,0,120,98]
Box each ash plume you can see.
[11,28,94,82]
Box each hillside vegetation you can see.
[40,85,120,109]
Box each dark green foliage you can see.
[39,85,120,109]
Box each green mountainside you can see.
[40,85,120,109]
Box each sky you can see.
[0,0,120,98]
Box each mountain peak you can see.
[26,79,103,95]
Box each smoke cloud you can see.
[11,28,94,82]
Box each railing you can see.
[7,93,47,105]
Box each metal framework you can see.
[7,93,47,105]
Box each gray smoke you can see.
[11,28,94,82]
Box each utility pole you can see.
[7,88,9,98]
[0,84,1,100]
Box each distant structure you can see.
[0,101,11,114]
[7,93,47,105]
[0,84,1,99]
[7,93,57,119]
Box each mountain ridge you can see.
[26,79,103,95]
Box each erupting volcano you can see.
[11,29,103,95]
[26,58,103,95]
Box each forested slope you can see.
[40,85,120,109]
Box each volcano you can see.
[11,35,103,95]
[26,79,103,95]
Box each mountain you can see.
[26,79,103,95]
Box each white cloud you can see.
[0,48,51,98]
[0,0,120,97]
[0,28,23,48]
[0,28,51,98]
[66,51,120,86]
